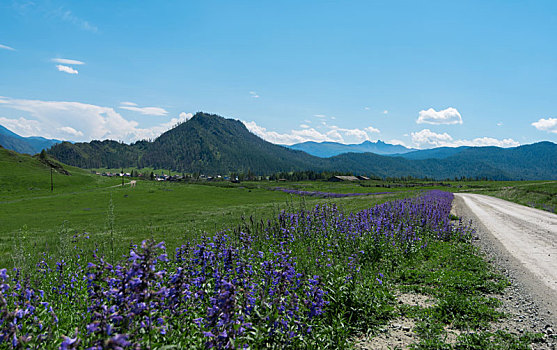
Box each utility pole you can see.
[50,167,53,192]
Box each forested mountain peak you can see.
[44,112,557,180]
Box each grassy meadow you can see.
[0,149,416,267]
[1,147,555,268]
[0,149,554,348]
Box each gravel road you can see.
[453,193,557,347]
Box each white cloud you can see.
[0,116,43,136]
[52,58,84,65]
[300,124,310,129]
[57,126,83,137]
[244,121,342,144]
[387,139,408,147]
[411,128,519,148]
[313,114,327,118]
[458,137,520,148]
[178,112,192,121]
[338,128,368,142]
[120,101,138,106]
[150,112,193,136]
[120,104,168,116]
[364,106,370,111]
[383,110,388,115]
[531,117,557,134]
[411,129,453,147]
[249,91,259,98]
[497,122,504,126]
[0,44,16,51]
[417,107,462,125]
[0,96,189,142]
[56,65,78,74]
[365,126,380,134]
[243,120,381,145]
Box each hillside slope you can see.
[0,125,62,154]
[394,146,470,160]
[0,146,114,198]
[48,113,326,174]
[139,113,325,173]
[46,112,557,180]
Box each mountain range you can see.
[0,125,62,155]
[2,113,556,180]
[285,140,415,157]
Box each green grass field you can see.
[0,148,553,348]
[0,149,417,266]
[1,147,555,268]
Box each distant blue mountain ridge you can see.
[285,140,474,160]
[30,113,557,180]
[285,140,416,158]
[393,146,471,160]
[0,125,62,154]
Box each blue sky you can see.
[0,0,555,148]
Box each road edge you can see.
[452,194,557,335]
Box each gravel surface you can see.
[453,194,557,349]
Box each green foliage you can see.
[454,330,545,349]
[0,163,548,349]
[45,112,557,180]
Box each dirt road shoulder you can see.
[453,194,557,346]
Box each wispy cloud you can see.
[497,122,504,126]
[178,112,192,122]
[249,91,259,98]
[531,117,557,134]
[364,106,370,111]
[0,44,16,51]
[56,65,78,74]
[0,96,190,142]
[0,116,43,137]
[244,121,341,144]
[57,126,83,137]
[365,126,380,134]
[243,120,381,145]
[52,58,85,65]
[387,139,408,147]
[54,8,98,33]
[411,129,519,149]
[383,110,388,115]
[417,107,462,125]
[12,3,98,33]
[411,129,452,147]
[119,102,168,116]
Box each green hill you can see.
[48,112,325,174]
[0,146,118,199]
[46,112,557,180]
